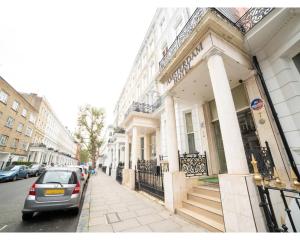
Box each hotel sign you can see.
[167,42,203,85]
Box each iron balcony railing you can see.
[159,7,274,72]
[179,151,209,177]
[124,97,162,119]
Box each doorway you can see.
[213,108,260,174]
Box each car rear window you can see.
[36,170,78,184]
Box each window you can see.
[25,127,33,137]
[174,17,183,35]
[11,138,19,148]
[0,90,8,104]
[21,141,28,151]
[0,134,8,146]
[161,43,168,57]
[185,112,196,153]
[29,114,36,123]
[16,123,24,132]
[21,108,27,117]
[292,52,300,74]
[5,116,14,128]
[12,100,19,111]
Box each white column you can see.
[116,143,120,168]
[156,128,161,164]
[207,51,248,174]
[131,126,138,169]
[124,134,129,169]
[144,134,150,160]
[165,95,179,172]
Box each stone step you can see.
[182,199,224,224]
[187,192,222,209]
[176,207,225,232]
[193,185,221,198]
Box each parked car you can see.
[22,167,84,220]
[0,165,30,182]
[69,165,89,186]
[28,164,46,177]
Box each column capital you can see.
[203,47,224,62]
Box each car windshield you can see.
[4,166,20,171]
[36,171,77,184]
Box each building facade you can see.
[0,77,38,169]
[105,8,300,232]
[22,93,78,166]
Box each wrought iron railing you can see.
[251,155,300,232]
[235,8,274,33]
[178,151,208,177]
[102,166,107,173]
[159,7,274,72]
[135,159,164,200]
[245,141,275,180]
[159,8,208,71]
[116,162,124,184]
[124,97,162,120]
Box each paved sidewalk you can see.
[76,172,207,232]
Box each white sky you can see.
[0,0,298,134]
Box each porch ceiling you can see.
[170,54,251,104]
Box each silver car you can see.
[22,167,84,221]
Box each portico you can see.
[156,12,287,230]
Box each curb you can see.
[76,178,93,232]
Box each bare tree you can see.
[75,105,105,169]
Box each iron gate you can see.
[135,159,164,201]
[116,162,124,184]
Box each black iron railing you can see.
[135,159,164,201]
[159,7,274,72]
[124,98,162,120]
[116,162,124,184]
[235,8,274,33]
[250,143,300,232]
[245,141,275,180]
[179,151,208,177]
[257,185,300,232]
[102,166,107,173]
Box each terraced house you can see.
[0,77,37,169]
[101,8,300,232]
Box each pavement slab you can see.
[76,172,207,233]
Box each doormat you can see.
[199,177,219,184]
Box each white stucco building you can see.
[22,93,78,166]
[105,8,300,232]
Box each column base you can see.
[163,171,186,212]
[218,174,267,232]
[122,169,135,190]
[111,169,117,179]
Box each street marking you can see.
[0,225,8,231]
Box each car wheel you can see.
[71,207,79,216]
[35,172,39,177]
[13,175,17,181]
[22,212,33,221]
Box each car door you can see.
[21,166,27,178]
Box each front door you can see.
[213,108,260,174]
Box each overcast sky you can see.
[0,0,158,132]
[0,0,296,134]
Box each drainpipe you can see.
[253,56,300,182]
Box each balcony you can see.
[124,97,161,120]
[159,7,274,72]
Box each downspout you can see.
[253,56,300,182]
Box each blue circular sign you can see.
[250,98,264,111]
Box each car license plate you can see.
[44,189,65,195]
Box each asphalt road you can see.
[0,177,86,232]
